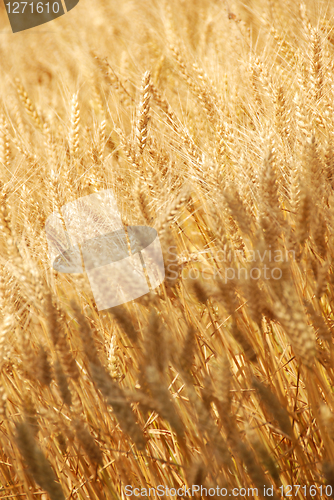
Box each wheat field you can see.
[0,0,334,498]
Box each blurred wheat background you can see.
[0,0,334,498]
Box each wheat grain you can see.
[16,421,65,500]
[68,93,80,160]
[136,71,151,156]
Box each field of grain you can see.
[0,0,334,498]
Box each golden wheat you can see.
[0,0,334,499]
